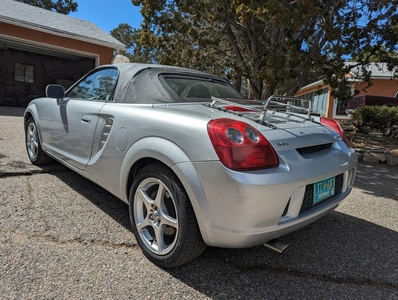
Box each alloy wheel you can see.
[26,122,39,160]
[134,177,179,255]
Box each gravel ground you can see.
[0,106,397,299]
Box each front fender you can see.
[24,103,39,125]
[24,98,52,150]
[24,103,44,147]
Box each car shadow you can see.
[45,162,397,298]
[167,212,398,298]
[48,164,131,230]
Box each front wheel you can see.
[25,118,53,165]
[129,163,206,268]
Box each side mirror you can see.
[46,84,65,99]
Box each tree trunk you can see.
[264,85,274,100]
[232,72,242,94]
[248,79,263,99]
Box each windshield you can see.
[164,77,243,101]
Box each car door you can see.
[40,67,119,170]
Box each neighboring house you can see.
[0,0,125,107]
[294,62,398,119]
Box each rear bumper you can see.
[173,148,357,248]
[197,185,352,248]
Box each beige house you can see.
[0,0,125,107]
[295,63,398,119]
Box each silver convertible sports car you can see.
[25,63,357,267]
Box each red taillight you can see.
[320,117,350,147]
[207,118,279,170]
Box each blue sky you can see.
[69,0,143,33]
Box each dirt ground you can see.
[345,129,398,151]
[340,120,398,151]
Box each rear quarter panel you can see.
[83,103,218,201]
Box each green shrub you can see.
[352,105,398,129]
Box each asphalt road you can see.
[0,106,397,299]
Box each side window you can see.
[67,68,118,101]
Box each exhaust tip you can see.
[263,238,291,254]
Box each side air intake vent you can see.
[92,118,114,159]
[100,118,113,146]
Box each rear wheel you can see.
[25,118,53,165]
[129,163,206,268]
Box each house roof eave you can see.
[298,80,326,92]
[0,17,126,51]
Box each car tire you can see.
[25,118,53,165]
[129,163,206,268]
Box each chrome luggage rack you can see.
[209,95,313,123]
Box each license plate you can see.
[313,177,335,204]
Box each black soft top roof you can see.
[107,63,230,104]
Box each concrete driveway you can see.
[0,106,397,299]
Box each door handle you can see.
[81,115,92,124]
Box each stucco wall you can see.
[355,79,398,97]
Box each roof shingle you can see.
[346,62,396,78]
[0,0,125,50]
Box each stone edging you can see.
[354,148,398,166]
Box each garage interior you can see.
[0,40,95,107]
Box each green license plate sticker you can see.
[313,177,335,204]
